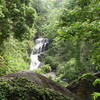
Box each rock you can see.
[0,76,69,100]
[0,71,80,100]
[66,72,100,100]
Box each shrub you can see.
[57,58,78,82]
[40,64,51,73]
[44,56,59,71]
[34,64,51,74]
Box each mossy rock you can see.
[0,71,73,97]
[0,71,79,100]
[0,77,71,100]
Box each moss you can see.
[0,77,71,100]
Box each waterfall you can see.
[29,37,49,70]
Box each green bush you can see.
[41,64,51,73]
[53,76,69,87]
[34,64,51,74]
[57,58,78,82]
[0,37,29,75]
[44,56,59,71]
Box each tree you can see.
[0,0,36,75]
[42,0,100,82]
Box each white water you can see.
[29,37,49,70]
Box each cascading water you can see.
[29,37,49,70]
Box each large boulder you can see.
[0,71,80,100]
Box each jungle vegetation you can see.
[0,0,100,99]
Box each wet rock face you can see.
[66,72,100,100]
[35,38,49,53]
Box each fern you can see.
[92,92,100,100]
[93,79,100,86]
[92,79,100,100]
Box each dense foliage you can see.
[0,0,99,99]
[40,0,100,83]
[0,0,35,75]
